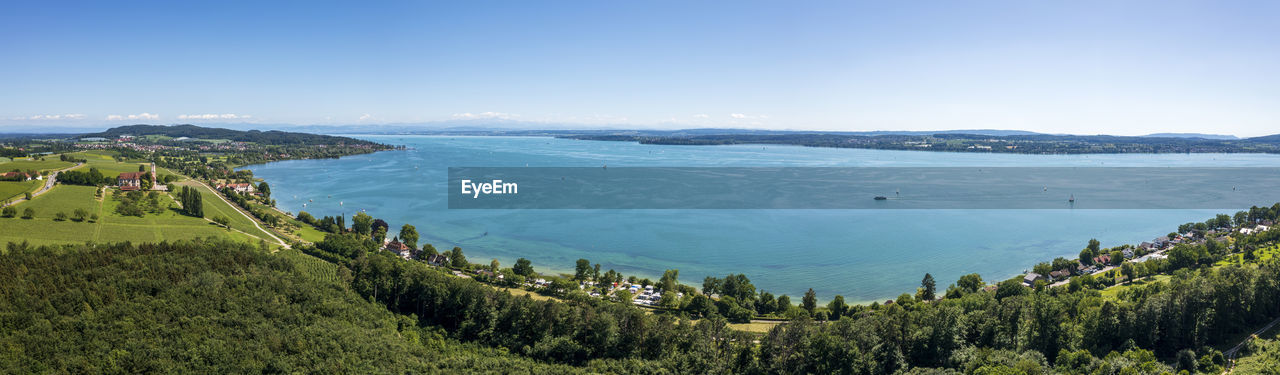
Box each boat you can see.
[874,196,888,200]
[1069,194,1075,203]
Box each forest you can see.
[0,239,587,373]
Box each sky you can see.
[1,1,1278,136]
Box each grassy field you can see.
[293,223,329,243]
[728,321,784,333]
[0,185,261,247]
[1099,274,1171,299]
[64,150,118,162]
[0,180,41,202]
[175,180,277,241]
[0,158,75,172]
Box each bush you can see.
[1,206,14,218]
[21,207,34,219]
[54,212,67,221]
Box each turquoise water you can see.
[246,135,1280,303]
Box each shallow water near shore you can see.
[245,135,1280,303]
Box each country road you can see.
[1,162,83,208]
[189,177,290,249]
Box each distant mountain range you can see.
[1142,133,1239,140]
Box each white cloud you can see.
[19,113,87,120]
[452,111,518,120]
[178,113,251,120]
[106,113,159,121]
[730,113,768,120]
[358,113,374,121]
[693,114,710,119]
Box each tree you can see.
[957,273,984,293]
[659,269,679,292]
[138,164,146,172]
[801,288,817,314]
[918,273,937,301]
[1032,262,1053,276]
[574,259,591,281]
[372,226,387,244]
[826,295,847,318]
[24,192,31,200]
[702,276,721,296]
[213,215,231,230]
[371,219,388,241]
[2,206,15,218]
[352,212,373,235]
[398,224,418,249]
[21,207,34,219]
[686,294,715,317]
[89,213,98,222]
[54,211,68,221]
[490,258,499,271]
[258,182,270,198]
[1079,248,1095,266]
[776,295,792,313]
[448,247,467,268]
[73,208,88,222]
[513,258,534,276]
[1087,238,1101,252]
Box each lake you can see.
[245,135,1280,303]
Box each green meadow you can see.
[0,180,41,202]
[0,184,262,248]
[176,180,277,241]
[0,158,75,172]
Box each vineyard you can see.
[277,248,342,284]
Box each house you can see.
[1049,270,1070,280]
[1,171,34,181]
[425,254,449,266]
[117,171,148,191]
[385,239,414,260]
[1093,254,1112,265]
[1023,273,1045,287]
[1122,248,1134,258]
[1138,242,1154,250]
[217,183,255,194]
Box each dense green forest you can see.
[0,239,587,373]
[301,229,1280,373]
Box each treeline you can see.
[56,167,112,186]
[0,239,588,374]
[284,203,1280,373]
[567,132,1280,154]
[176,185,203,217]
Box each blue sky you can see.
[2,1,1278,136]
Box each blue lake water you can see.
[245,135,1280,303]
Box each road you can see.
[189,178,290,249]
[2,162,83,208]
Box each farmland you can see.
[0,184,263,248]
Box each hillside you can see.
[0,239,581,373]
[566,131,1280,154]
[81,124,383,146]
